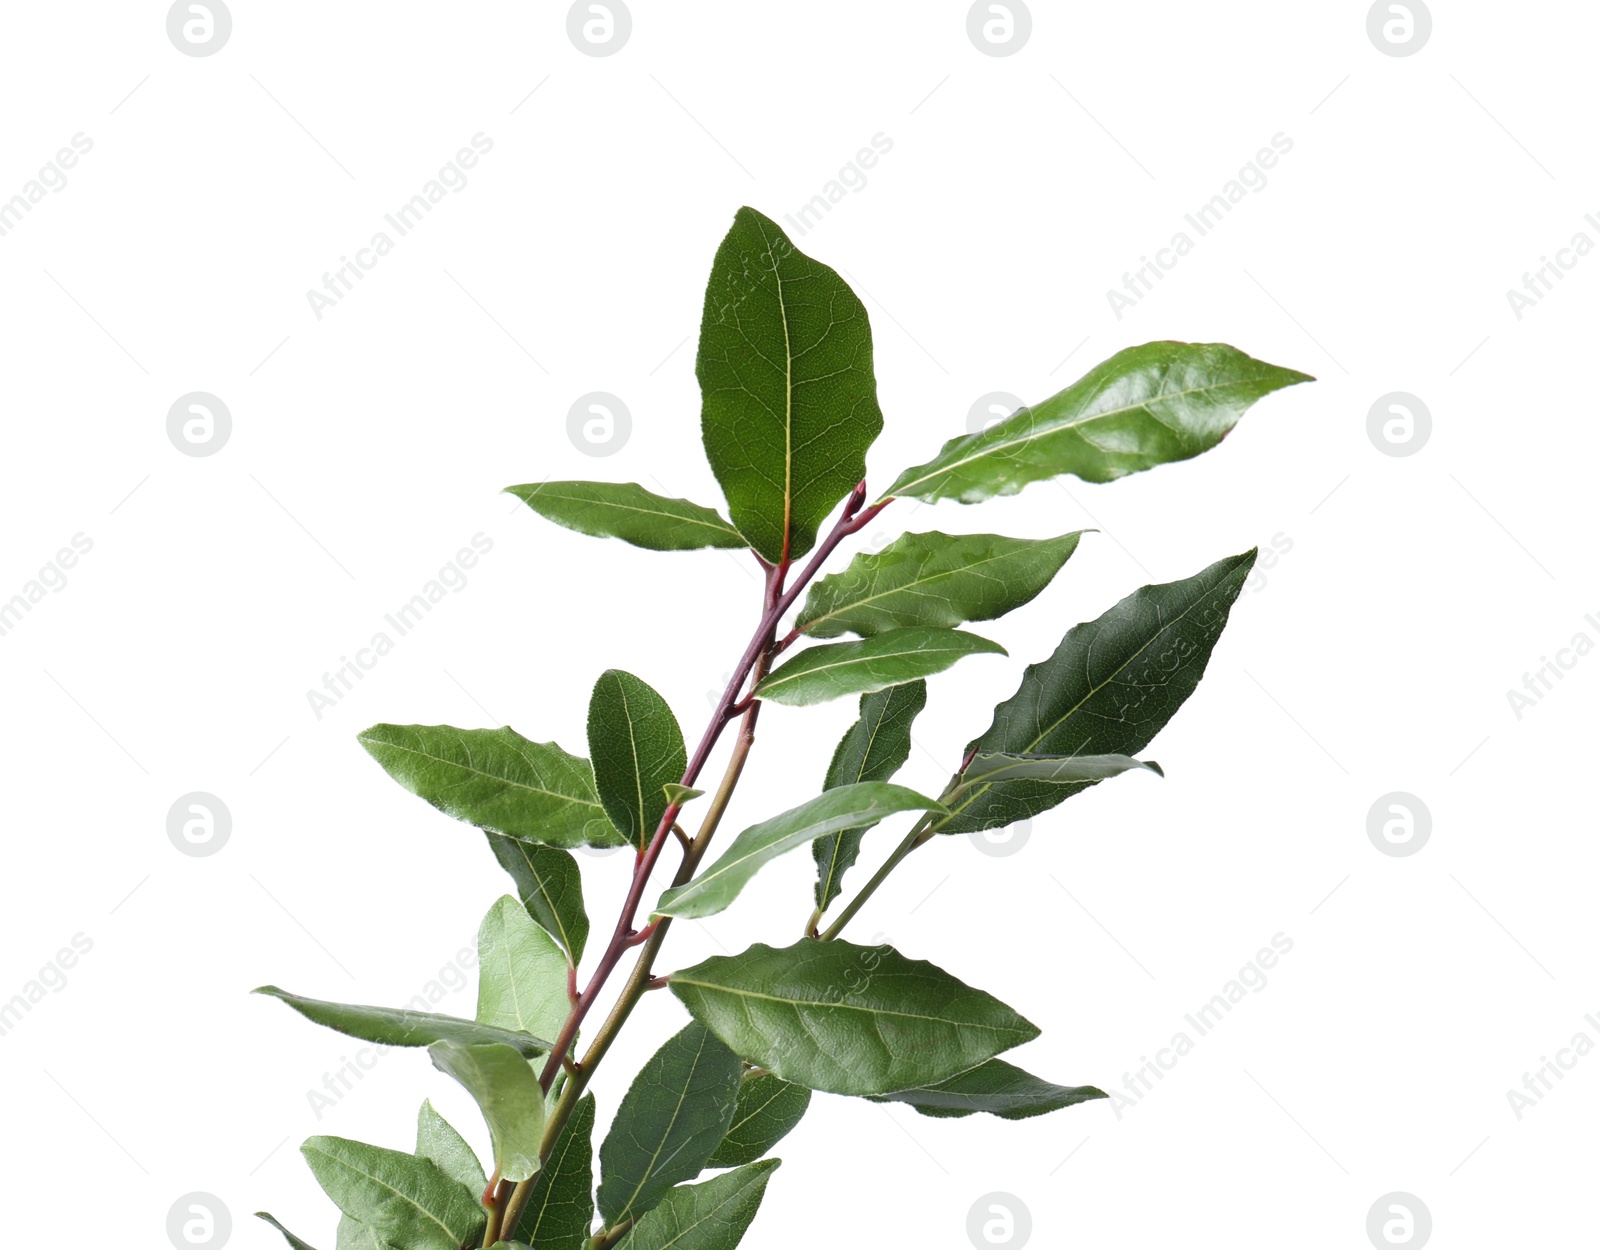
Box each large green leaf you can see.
[512,1093,595,1250]
[885,342,1311,504]
[358,724,623,849]
[506,481,747,551]
[755,628,1005,708]
[486,833,589,967]
[428,1041,545,1182]
[300,1136,484,1250]
[588,670,688,851]
[868,1058,1107,1120]
[938,550,1255,834]
[813,681,927,911]
[955,752,1163,793]
[796,531,1086,638]
[707,1073,810,1169]
[619,1159,781,1250]
[255,986,549,1056]
[697,206,883,563]
[669,940,1038,1096]
[256,1213,323,1250]
[654,783,943,920]
[597,1022,743,1227]
[416,1100,485,1194]
[476,896,571,1044]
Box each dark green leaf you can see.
[655,783,943,920]
[506,481,747,551]
[756,628,1005,708]
[669,940,1038,1096]
[588,670,688,851]
[619,1159,781,1250]
[813,682,927,911]
[707,1074,810,1169]
[255,986,549,1056]
[256,1213,322,1250]
[597,1022,742,1226]
[301,1136,484,1250]
[416,1100,486,1195]
[796,531,1086,638]
[486,833,589,966]
[476,896,570,1043]
[868,1058,1107,1120]
[512,1093,596,1250]
[886,342,1311,504]
[428,1041,545,1182]
[698,206,883,563]
[358,724,623,849]
[937,550,1255,834]
[955,752,1163,793]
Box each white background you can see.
[1,2,1593,1246]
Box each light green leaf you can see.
[427,1041,546,1183]
[506,481,747,551]
[796,531,1086,638]
[669,940,1038,1096]
[655,783,943,920]
[358,724,623,849]
[512,1093,595,1250]
[813,682,926,911]
[335,1215,395,1250]
[486,833,589,966]
[698,206,883,563]
[937,550,1255,834]
[954,752,1163,794]
[868,1057,1107,1120]
[476,895,571,1044]
[619,1159,781,1250]
[885,342,1312,504]
[664,783,705,807]
[256,1213,323,1250]
[597,1022,743,1226]
[707,1073,810,1169]
[756,628,1005,708]
[255,986,549,1056]
[300,1136,484,1250]
[416,1100,485,1194]
[588,670,688,851]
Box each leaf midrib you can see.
[366,735,605,813]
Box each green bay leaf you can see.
[588,670,687,851]
[506,480,747,551]
[756,628,1004,708]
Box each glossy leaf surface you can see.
[756,628,1004,708]
[507,481,746,551]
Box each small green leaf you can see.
[885,342,1312,504]
[655,783,943,920]
[427,1040,546,1183]
[796,531,1086,638]
[664,783,706,807]
[813,682,927,911]
[597,1022,743,1226]
[938,550,1255,834]
[953,752,1163,795]
[707,1074,810,1169]
[756,628,1005,707]
[506,481,747,551]
[255,986,549,1056]
[358,724,623,849]
[486,833,589,966]
[416,1099,486,1194]
[698,207,884,563]
[512,1093,596,1250]
[300,1136,484,1250]
[256,1213,323,1250]
[476,896,570,1044]
[868,1057,1107,1119]
[618,1159,781,1250]
[588,670,688,851]
[669,940,1038,1096]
